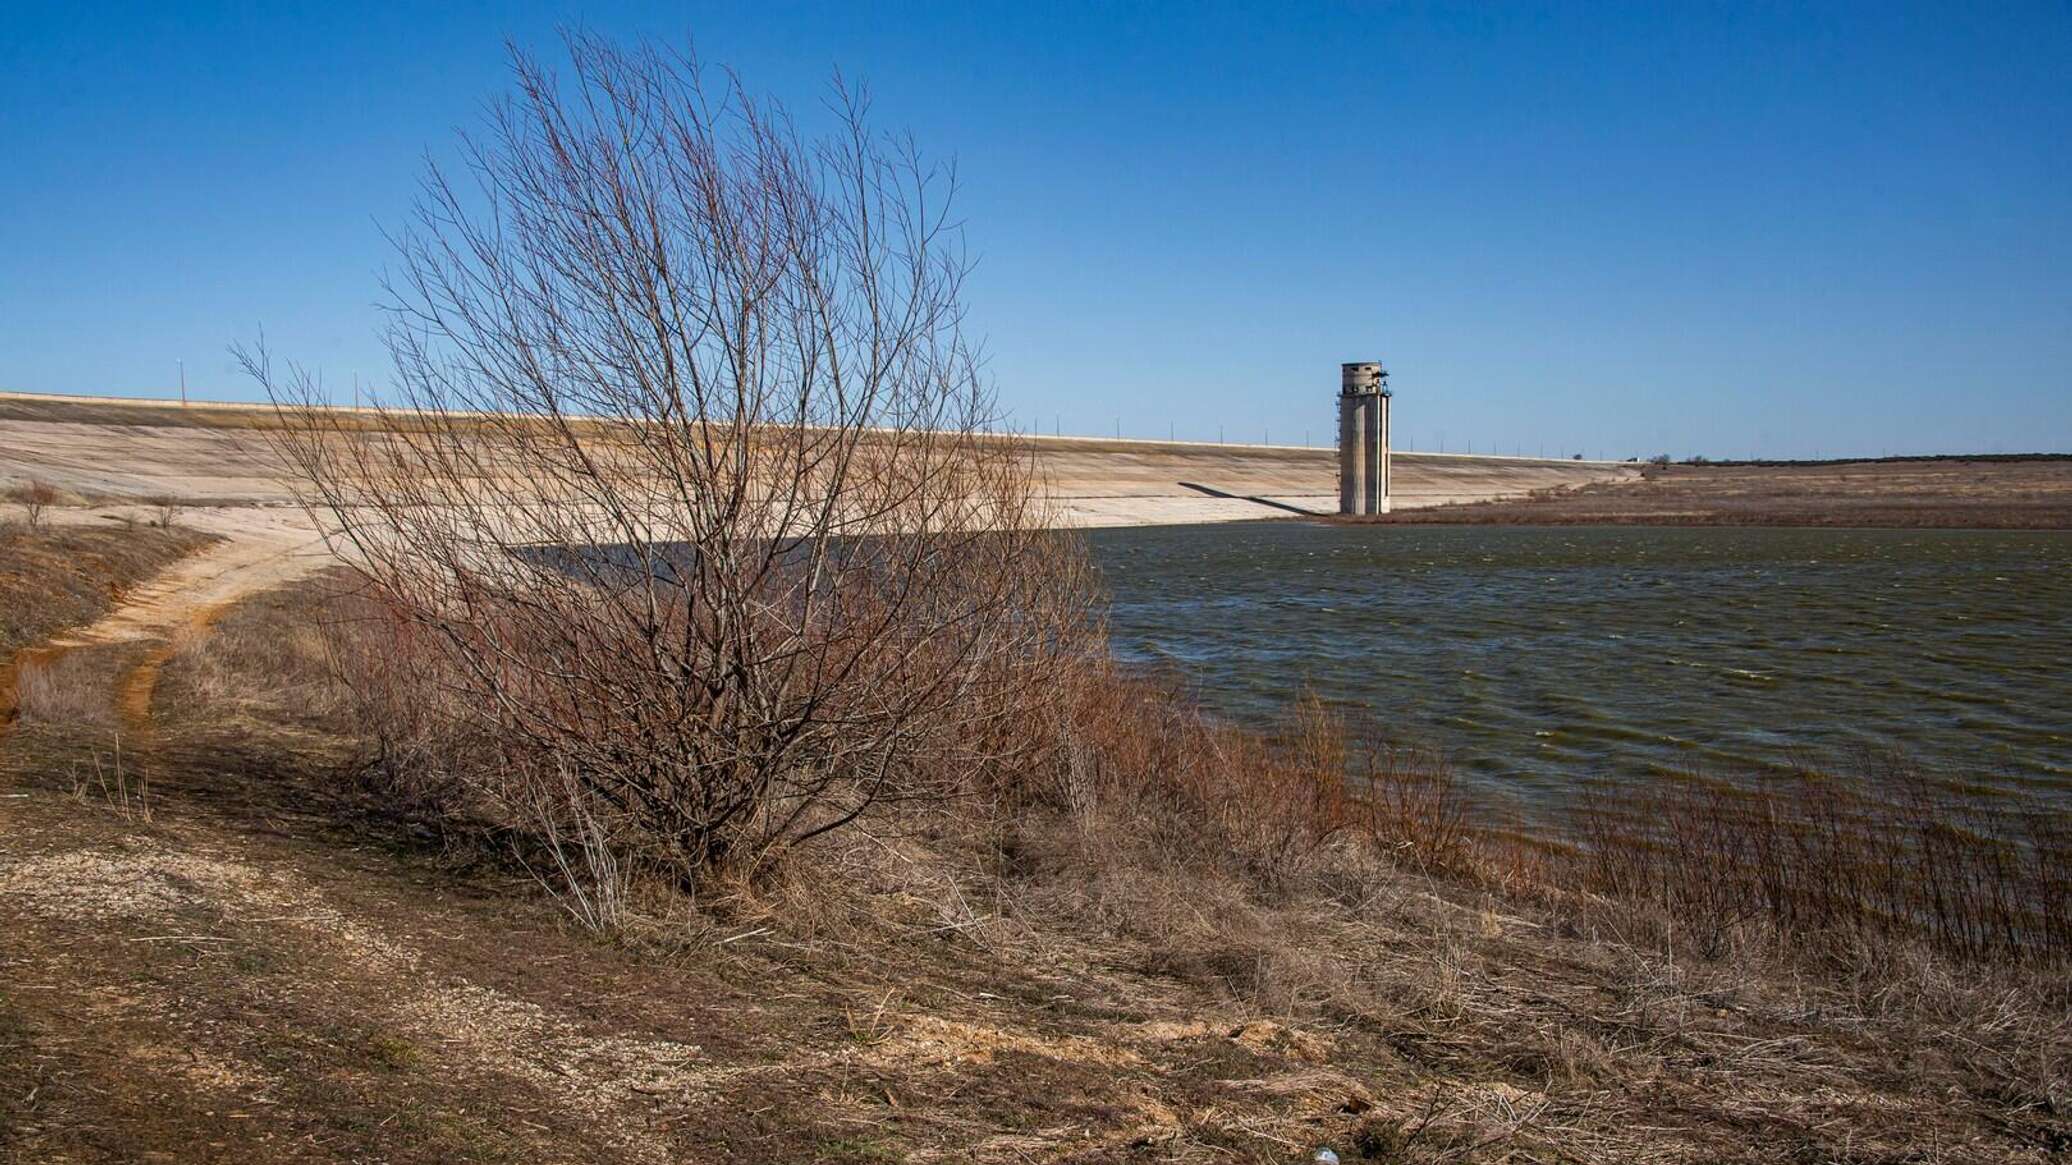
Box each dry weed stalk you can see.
[519,760,630,932]
[244,34,1095,886]
[71,737,149,823]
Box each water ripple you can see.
[1090,524,2072,811]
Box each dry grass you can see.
[0,523,217,657]
[12,647,119,728]
[1568,760,2072,966]
[163,601,345,723]
[66,742,150,823]
[8,567,2064,1160]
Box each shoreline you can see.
[1325,457,2072,530]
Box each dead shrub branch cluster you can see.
[242,34,1093,890]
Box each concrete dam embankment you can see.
[0,392,1640,527]
[1031,437,1637,525]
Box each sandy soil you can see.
[0,510,329,758]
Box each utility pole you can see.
[178,359,186,406]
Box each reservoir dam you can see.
[0,390,1640,527]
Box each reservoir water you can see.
[1087,523,2071,808]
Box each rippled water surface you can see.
[1088,524,2071,806]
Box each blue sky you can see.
[3,2,2067,458]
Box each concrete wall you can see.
[1027,434,1639,526]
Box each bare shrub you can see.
[9,480,57,528]
[315,586,490,814]
[243,35,1094,886]
[146,494,181,528]
[1348,740,1475,874]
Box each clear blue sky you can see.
[4,2,2067,458]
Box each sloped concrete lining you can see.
[0,392,1641,529]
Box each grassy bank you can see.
[0,520,216,657]
[2,568,2063,1162]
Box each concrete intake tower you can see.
[1337,360,1391,515]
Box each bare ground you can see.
[1356,457,2072,528]
[0,532,2065,1163]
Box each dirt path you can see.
[0,509,328,745]
[33,510,327,656]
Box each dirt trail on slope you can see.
[34,511,326,654]
[0,509,329,744]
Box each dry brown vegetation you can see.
[1366,457,2072,528]
[1573,763,2071,968]
[5,567,2067,1162]
[0,522,216,657]
[294,539,2070,1157]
